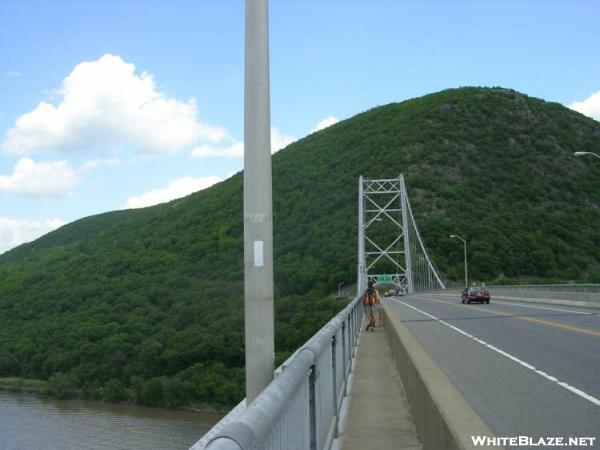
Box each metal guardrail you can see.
[486,284,600,293]
[192,296,363,450]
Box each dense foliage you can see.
[0,87,599,407]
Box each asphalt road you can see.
[384,294,600,448]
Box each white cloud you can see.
[0,217,67,254]
[123,175,222,209]
[569,90,600,121]
[270,127,296,153]
[190,128,297,159]
[0,157,77,197]
[1,54,227,156]
[80,157,121,172]
[191,141,244,159]
[5,70,22,78]
[311,115,339,133]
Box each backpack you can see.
[363,288,376,306]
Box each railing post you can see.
[353,305,357,344]
[309,365,317,450]
[341,323,347,390]
[348,316,355,361]
[331,335,338,438]
[354,304,360,350]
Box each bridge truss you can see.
[357,174,445,294]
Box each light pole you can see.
[338,281,344,298]
[244,0,274,404]
[450,234,468,289]
[574,151,600,160]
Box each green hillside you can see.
[1,87,599,407]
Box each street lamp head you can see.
[574,151,600,160]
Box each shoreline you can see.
[0,377,229,415]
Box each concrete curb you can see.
[381,302,503,450]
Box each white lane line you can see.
[392,299,600,407]
[428,294,596,316]
[490,300,593,316]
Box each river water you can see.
[0,391,221,450]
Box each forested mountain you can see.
[0,87,599,407]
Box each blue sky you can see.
[1,0,599,253]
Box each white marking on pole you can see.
[254,240,264,267]
[392,299,600,406]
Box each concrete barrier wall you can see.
[381,303,502,450]
[489,289,600,308]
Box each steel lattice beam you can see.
[357,174,446,295]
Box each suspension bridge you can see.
[357,175,445,295]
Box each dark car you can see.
[461,286,490,304]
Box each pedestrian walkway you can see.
[341,322,422,450]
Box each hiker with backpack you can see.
[363,279,381,332]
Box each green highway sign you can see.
[377,275,393,283]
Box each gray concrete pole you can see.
[244,0,274,404]
[357,176,365,295]
[400,175,414,294]
[463,241,468,289]
[450,234,467,289]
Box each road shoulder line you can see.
[416,295,600,338]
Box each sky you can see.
[1,0,599,254]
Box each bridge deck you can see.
[340,321,421,450]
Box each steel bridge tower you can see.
[357,174,445,295]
